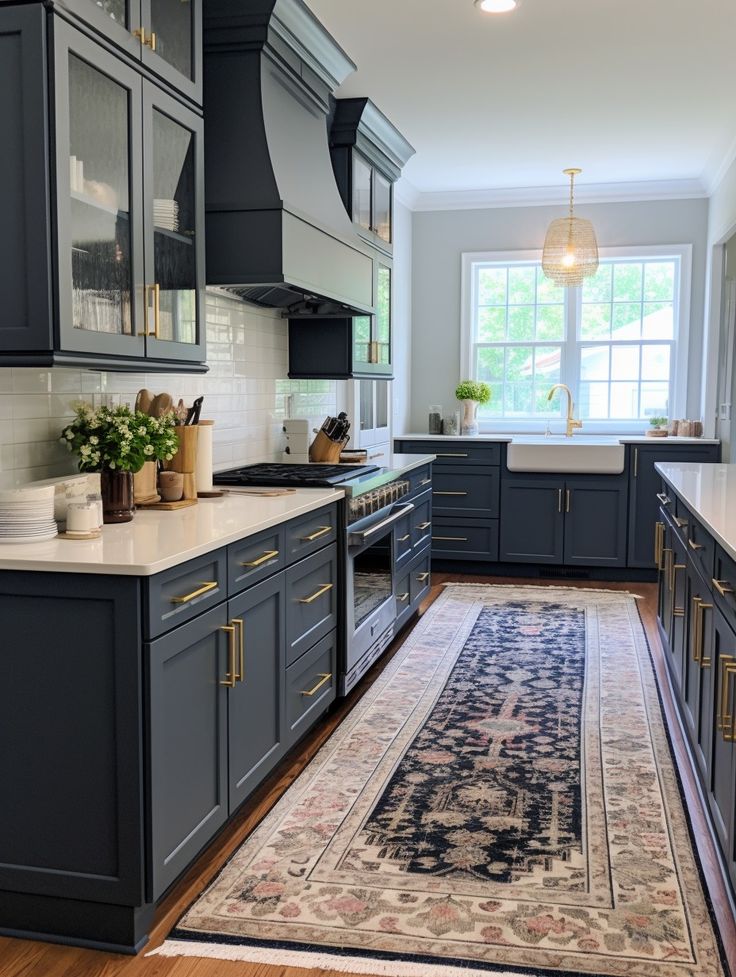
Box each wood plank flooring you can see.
[1,574,734,977]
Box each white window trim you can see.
[460,244,692,435]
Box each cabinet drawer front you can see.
[407,464,433,497]
[228,525,285,595]
[398,440,501,466]
[411,489,432,551]
[395,565,412,626]
[285,545,338,666]
[432,518,499,561]
[687,514,715,581]
[145,548,227,639]
[394,512,413,565]
[432,466,500,518]
[285,631,336,744]
[410,551,432,605]
[284,504,339,562]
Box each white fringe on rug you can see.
[148,939,532,977]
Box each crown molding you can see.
[704,133,736,197]
[401,177,708,213]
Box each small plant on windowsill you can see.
[455,380,491,437]
[647,416,669,438]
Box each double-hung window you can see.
[461,246,690,431]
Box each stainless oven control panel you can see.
[348,480,409,523]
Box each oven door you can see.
[345,502,414,674]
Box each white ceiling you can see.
[305,0,736,201]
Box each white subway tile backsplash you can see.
[0,291,342,489]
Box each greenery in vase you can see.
[455,380,491,405]
[61,403,179,473]
[649,416,668,429]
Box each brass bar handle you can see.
[436,452,468,457]
[219,626,237,688]
[723,663,736,741]
[713,578,735,598]
[132,27,147,43]
[558,488,562,513]
[667,549,675,592]
[153,282,160,339]
[397,534,411,542]
[139,283,152,337]
[397,592,410,602]
[433,491,468,497]
[300,526,332,542]
[633,447,639,478]
[432,535,468,542]
[672,563,686,616]
[688,538,704,552]
[718,655,735,730]
[691,597,702,662]
[171,581,218,604]
[419,478,432,486]
[674,516,688,528]
[656,492,671,505]
[699,603,713,668]
[416,521,431,530]
[417,572,430,582]
[565,489,571,513]
[298,582,333,604]
[662,549,672,591]
[654,521,664,567]
[300,673,332,697]
[148,30,157,51]
[232,618,244,682]
[241,549,279,568]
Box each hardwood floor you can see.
[1,574,734,977]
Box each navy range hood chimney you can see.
[203,0,375,318]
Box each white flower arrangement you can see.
[60,403,180,474]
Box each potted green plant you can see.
[647,415,669,438]
[455,380,491,437]
[61,403,179,523]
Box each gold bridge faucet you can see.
[547,384,582,438]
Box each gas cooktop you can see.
[213,463,380,488]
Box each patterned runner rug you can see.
[151,585,727,977]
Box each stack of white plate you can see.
[0,485,58,544]
[153,198,179,232]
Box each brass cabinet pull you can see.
[656,492,671,505]
[170,581,218,604]
[699,603,713,667]
[558,488,562,513]
[241,549,279,568]
[633,447,639,478]
[565,489,571,513]
[417,572,430,582]
[674,516,688,529]
[433,491,468,496]
[300,526,332,542]
[691,598,713,667]
[140,283,160,338]
[419,478,432,486]
[298,582,333,604]
[713,578,735,598]
[220,625,237,688]
[397,534,411,542]
[397,592,410,602]
[148,30,157,51]
[662,549,672,590]
[691,597,702,662]
[301,673,332,697]
[654,521,664,567]
[436,452,468,457]
[718,655,735,731]
[416,521,431,530]
[672,563,686,616]
[432,535,468,542]
[132,27,147,43]
[688,538,704,551]
[667,549,675,591]
[232,618,244,682]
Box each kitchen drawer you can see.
[407,464,432,497]
[432,466,500,518]
[145,548,227,640]
[285,630,336,745]
[284,503,339,563]
[432,517,499,562]
[656,482,675,519]
[227,525,285,595]
[687,513,715,582]
[713,545,736,629]
[285,544,338,666]
[395,564,412,629]
[398,440,501,466]
[410,551,432,607]
[411,488,432,551]
[394,511,413,565]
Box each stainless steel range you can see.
[213,462,420,696]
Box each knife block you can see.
[309,430,349,463]
[163,426,198,500]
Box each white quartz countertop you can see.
[0,488,342,577]
[656,463,736,562]
[396,433,719,445]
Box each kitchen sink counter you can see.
[398,433,718,445]
[0,487,343,576]
[656,462,736,562]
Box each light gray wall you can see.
[408,198,709,433]
[392,199,413,435]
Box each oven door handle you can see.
[348,503,415,545]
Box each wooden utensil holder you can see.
[309,430,349,463]
[163,426,198,501]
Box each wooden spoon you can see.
[135,388,154,415]
[149,392,174,418]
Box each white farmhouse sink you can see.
[506,435,626,474]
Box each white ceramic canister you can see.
[195,420,214,492]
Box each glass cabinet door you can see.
[142,0,201,101]
[373,172,392,244]
[55,25,145,357]
[352,154,372,233]
[353,315,372,370]
[59,0,143,60]
[143,83,204,361]
[375,263,392,368]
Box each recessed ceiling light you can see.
[474,0,519,12]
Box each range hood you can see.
[203,0,374,318]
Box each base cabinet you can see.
[500,479,564,564]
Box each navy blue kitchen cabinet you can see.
[0,505,337,951]
[499,478,564,564]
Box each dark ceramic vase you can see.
[100,469,135,524]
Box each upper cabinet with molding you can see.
[0,3,206,372]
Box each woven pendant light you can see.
[542,168,599,287]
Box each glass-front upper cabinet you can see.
[352,155,372,236]
[349,152,392,251]
[352,260,392,378]
[143,84,205,362]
